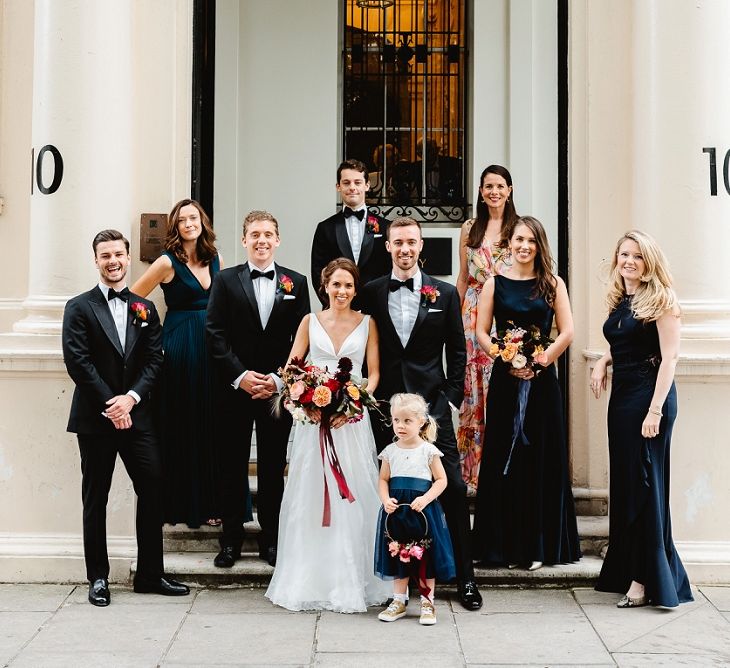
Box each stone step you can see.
[164,515,609,558]
[152,552,603,588]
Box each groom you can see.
[360,216,483,610]
[206,210,310,568]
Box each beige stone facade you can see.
[1,0,728,582]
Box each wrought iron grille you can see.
[343,0,468,224]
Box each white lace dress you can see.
[265,314,391,612]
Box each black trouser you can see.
[371,402,475,582]
[78,430,163,582]
[218,396,292,553]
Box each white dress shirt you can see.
[98,282,140,404]
[387,270,422,348]
[344,206,367,263]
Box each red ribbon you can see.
[319,421,355,527]
[416,552,431,599]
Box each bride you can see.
[265,258,391,612]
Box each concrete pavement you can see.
[2,584,729,666]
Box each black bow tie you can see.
[250,269,275,280]
[343,206,365,221]
[389,277,414,292]
[107,287,130,302]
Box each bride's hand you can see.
[305,407,322,424]
[330,414,348,429]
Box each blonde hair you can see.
[389,393,438,443]
[606,229,678,321]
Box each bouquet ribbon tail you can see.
[417,552,431,599]
[318,422,356,527]
[503,378,532,476]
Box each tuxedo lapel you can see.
[334,216,355,261]
[124,307,140,359]
[405,273,431,348]
[377,280,403,350]
[89,289,124,357]
[238,265,264,332]
[264,264,285,331]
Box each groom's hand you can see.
[250,374,276,400]
[239,370,270,396]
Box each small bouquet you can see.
[489,321,554,475]
[489,321,552,371]
[279,356,378,425]
[278,356,380,527]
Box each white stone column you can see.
[14,0,134,335]
[631,0,730,356]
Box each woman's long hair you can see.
[511,216,557,306]
[318,258,360,309]
[467,164,518,249]
[165,198,218,265]
[606,229,678,321]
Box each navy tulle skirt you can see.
[374,477,456,581]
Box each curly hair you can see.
[389,393,438,444]
[164,199,217,265]
[318,258,360,308]
[606,229,678,321]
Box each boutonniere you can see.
[366,215,380,235]
[420,285,440,306]
[278,274,294,294]
[130,301,149,327]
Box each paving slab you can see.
[613,653,730,666]
[314,652,464,667]
[456,611,613,665]
[0,584,74,612]
[10,596,189,667]
[0,611,53,666]
[615,602,730,660]
[457,588,581,614]
[190,587,312,615]
[698,585,730,611]
[578,592,707,652]
[164,612,315,665]
[316,604,460,653]
[573,586,619,606]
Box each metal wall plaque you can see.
[139,213,167,263]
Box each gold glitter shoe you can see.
[419,600,437,626]
[378,599,407,622]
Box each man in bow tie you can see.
[62,229,189,607]
[311,159,390,307]
[360,216,483,611]
[206,211,309,569]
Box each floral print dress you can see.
[457,228,508,495]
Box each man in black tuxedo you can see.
[206,210,310,568]
[62,229,189,606]
[311,159,390,307]
[360,217,483,611]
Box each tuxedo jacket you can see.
[311,211,390,301]
[205,262,310,388]
[360,272,465,418]
[62,287,163,435]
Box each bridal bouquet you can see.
[489,321,553,475]
[488,321,552,371]
[279,356,378,425]
[278,356,380,527]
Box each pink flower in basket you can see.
[388,541,400,557]
[399,547,411,563]
[409,544,424,560]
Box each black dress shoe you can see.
[133,575,190,596]
[265,546,276,567]
[214,546,240,568]
[458,580,483,610]
[88,578,110,607]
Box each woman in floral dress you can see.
[455,165,517,494]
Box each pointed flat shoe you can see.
[616,594,648,608]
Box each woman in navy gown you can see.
[472,216,581,569]
[132,199,250,528]
[591,230,692,608]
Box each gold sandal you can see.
[616,594,648,608]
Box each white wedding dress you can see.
[265,314,391,612]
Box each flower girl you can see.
[374,393,456,625]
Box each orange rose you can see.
[489,343,500,357]
[346,384,360,400]
[312,385,332,407]
[500,342,518,362]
